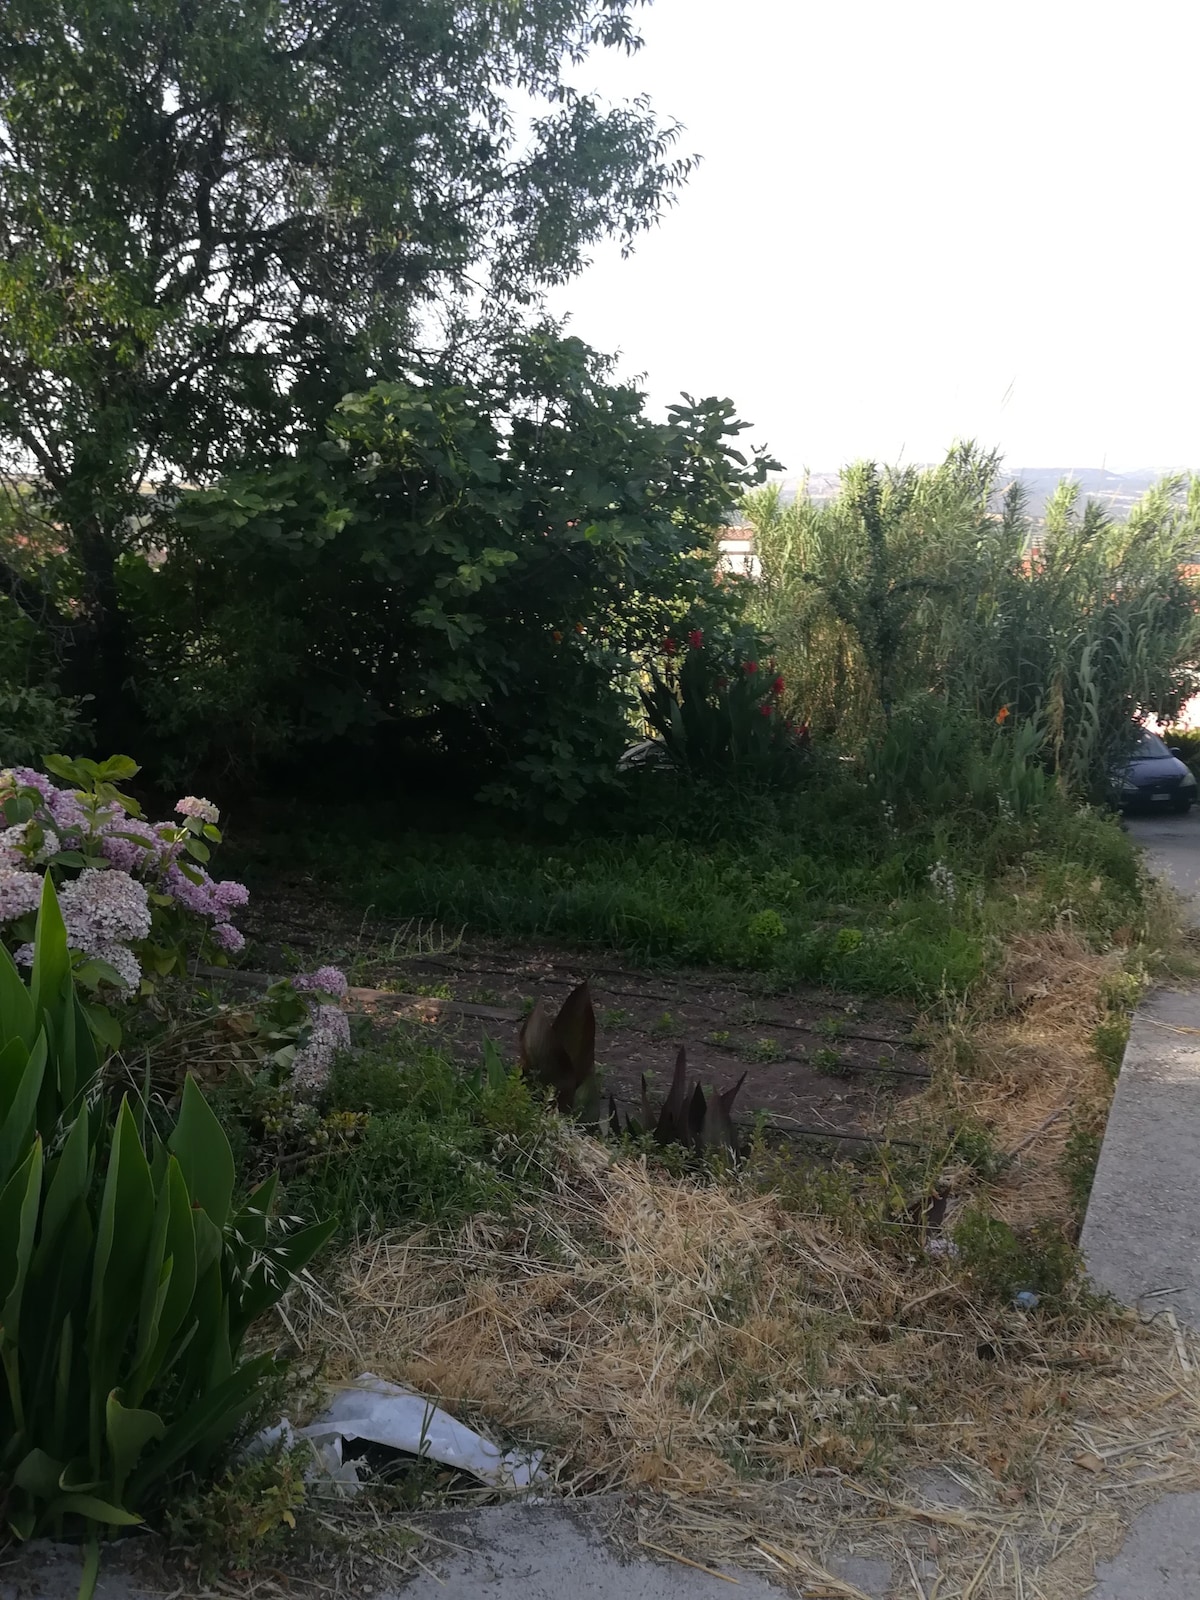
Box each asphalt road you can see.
[1125,809,1200,925]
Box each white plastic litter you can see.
[254,1372,548,1492]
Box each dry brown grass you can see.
[293,1120,1200,1598]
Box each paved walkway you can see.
[1082,814,1200,1326]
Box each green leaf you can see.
[30,873,70,1022]
[135,1157,198,1390]
[53,1494,142,1527]
[13,1447,65,1498]
[41,754,84,785]
[81,1003,122,1052]
[0,1031,46,1190]
[0,939,35,1050]
[0,1139,44,1350]
[95,756,140,782]
[126,1356,277,1500]
[105,1390,165,1498]
[88,1101,156,1418]
[169,1078,234,1232]
[229,1215,337,1340]
[35,1106,91,1264]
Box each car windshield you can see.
[1132,731,1172,760]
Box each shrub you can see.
[0,880,334,1595]
[1,754,249,1005]
[640,628,809,785]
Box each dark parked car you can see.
[1115,730,1198,813]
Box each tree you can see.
[123,333,769,814]
[0,0,693,742]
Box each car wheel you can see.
[1172,793,1194,814]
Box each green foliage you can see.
[0,0,694,746]
[1061,1114,1105,1221]
[952,1207,1079,1304]
[273,1037,548,1235]
[166,1447,308,1583]
[125,339,770,812]
[1093,1016,1130,1078]
[0,882,334,1579]
[639,629,807,785]
[745,449,1200,801]
[0,597,84,765]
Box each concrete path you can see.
[1081,813,1200,1327]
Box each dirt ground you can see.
[237,891,930,1147]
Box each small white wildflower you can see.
[928,860,957,905]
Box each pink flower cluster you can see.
[292,965,350,999]
[0,765,251,989]
[288,966,352,1096]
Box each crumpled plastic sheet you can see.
[247,1372,547,1495]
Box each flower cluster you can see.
[0,760,250,996]
[928,859,958,905]
[293,965,350,999]
[287,964,352,1097]
[0,868,42,924]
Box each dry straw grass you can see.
[278,918,1200,1598]
[296,1142,1200,1595]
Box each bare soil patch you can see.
[239,887,930,1143]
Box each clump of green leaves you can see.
[1093,1016,1130,1078]
[167,1448,308,1581]
[0,881,333,1596]
[812,1047,850,1077]
[953,1207,1079,1304]
[283,1036,547,1234]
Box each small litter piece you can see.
[1012,1289,1040,1311]
[924,1237,959,1260]
[251,1373,548,1493]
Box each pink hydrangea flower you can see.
[175,796,220,824]
[293,965,349,999]
[99,818,165,873]
[58,868,152,947]
[290,1004,351,1097]
[211,922,246,953]
[0,869,43,924]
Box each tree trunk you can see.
[66,515,140,755]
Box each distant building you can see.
[716,525,758,576]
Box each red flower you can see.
[759,702,772,717]
[743,660,759,675]
[771,675,785,697]
[995,705,1010,725]
[662,636,678,656]
[552,630,563,643]
[688,629,704,650]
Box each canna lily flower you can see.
[771,675,785,697]
[996,705,1011,724]
[743,660,759,675]
[759,702,772,717]
[662,636,678,655]
[688,629,704,649]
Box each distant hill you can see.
[762,467,1184,522]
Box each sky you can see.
[544,0,1200,477]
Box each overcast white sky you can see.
[546,0,1199,476]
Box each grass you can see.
[241,786,1151,1005]
[191,782,1200,1595]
